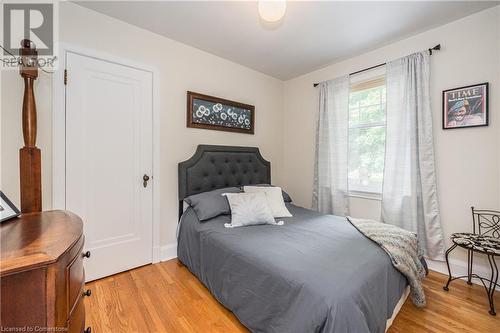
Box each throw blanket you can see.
[347,216,427,307]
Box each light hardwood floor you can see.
[85,259,499,333]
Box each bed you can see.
[177,145,409,333]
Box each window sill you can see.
[347,191,382,201]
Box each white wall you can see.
[283,6,500,273]
[0,2,285,248]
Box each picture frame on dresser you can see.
[0,191,20,222]
[187,91,255,134]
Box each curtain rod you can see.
[313,44,441,87]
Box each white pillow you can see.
[243,186,292,218]
[223,192,284,228]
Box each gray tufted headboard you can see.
[178,145,271,217]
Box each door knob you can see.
[82,251,91,258]
[143,174,150,188]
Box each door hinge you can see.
[64,69,67,85]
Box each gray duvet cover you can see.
[177,204,407,333]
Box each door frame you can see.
[52,43,161,263]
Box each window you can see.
[348,76,386,195]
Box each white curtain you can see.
[382,51,445,260]
[312,76,350,215]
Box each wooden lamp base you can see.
[19,147,42,213]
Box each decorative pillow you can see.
[243,186,292,218]
[223,192,284,228]
[244,184,292,202]
[184,187,241,221]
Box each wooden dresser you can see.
[0,210,91,333]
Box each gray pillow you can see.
[242,184,292,202]
[223,192,284,228]
[184,187,241,221]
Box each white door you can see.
[65,52,153,281]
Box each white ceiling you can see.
[77,1,498,80]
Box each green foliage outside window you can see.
[348,85,386,193]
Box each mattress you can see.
[177,203,408,333]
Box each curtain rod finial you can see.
[429,44,441,55]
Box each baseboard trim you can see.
[153,246,161,263]
[160,243,177,261]
[427,257,498,290]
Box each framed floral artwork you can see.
[187,91,254,134]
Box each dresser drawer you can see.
[66,246,85,316]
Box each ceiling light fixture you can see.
[258,1,287,22]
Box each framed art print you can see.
[443,82,488,129]
[187,91,255,134]
[0,191,20,222]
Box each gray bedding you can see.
[177,204,407,333]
